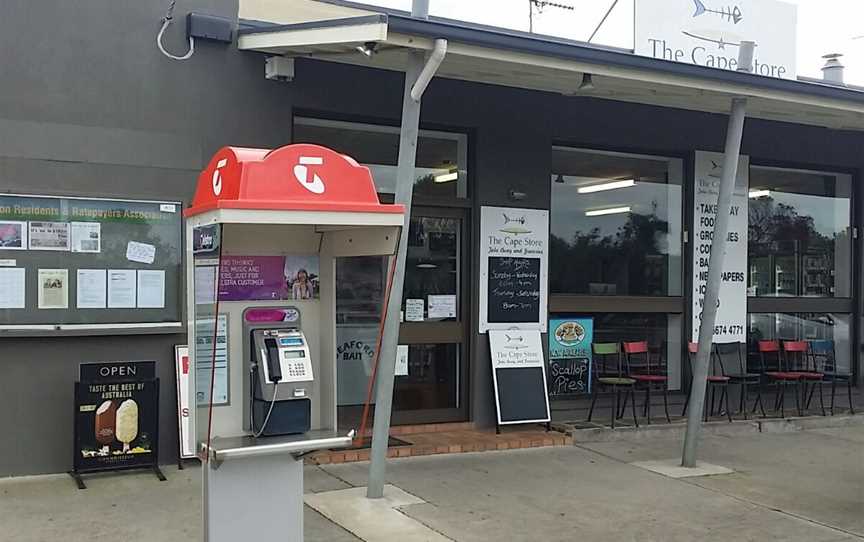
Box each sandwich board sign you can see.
[489,329,551,426]
[635,0,797,79]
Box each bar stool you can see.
[809,340,855,416]
[758,340,802,418]
[587,342,639,429]
[782,340,824,416]
[715,341,764,418]
[623,341,670,423]
[681,342,732,422]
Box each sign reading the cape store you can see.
[635,0,797,79]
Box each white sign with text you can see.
[479,206,549,333]
[692,151,749,343]
[635,0,797,79]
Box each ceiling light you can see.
[356,41,378,57]
[434,171,458,183]
[578,179,635,194]
[578,73,596,92]
[749,189,771,198]
[416,263,437,269]
[585,206,631,217]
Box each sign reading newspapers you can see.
[691,151,749,343]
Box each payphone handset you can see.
[259,330,314,384]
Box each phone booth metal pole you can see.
[184,144,404,542]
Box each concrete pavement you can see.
[2,424,862,541]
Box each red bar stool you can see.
[758,340,802,418]
[681,342,732,422]
[783,340,824,416]
[623,341,670,424]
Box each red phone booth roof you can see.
[185,144,405,217]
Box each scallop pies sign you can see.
[635,0,797,79]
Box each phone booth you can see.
[185,144,404,542]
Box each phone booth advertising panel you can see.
[185,144,404,542]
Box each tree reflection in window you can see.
[748,167,852,298]
[550,148,683,297]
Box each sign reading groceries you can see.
[691,151,749,343]
[635,0,797,79]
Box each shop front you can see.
[2,0,864,476]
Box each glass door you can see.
[335,207,469,427]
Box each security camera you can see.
[265,56,294,82]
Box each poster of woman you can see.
[284,255,319,300]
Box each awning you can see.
[236,0,864,132]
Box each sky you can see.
[361,0,864,85]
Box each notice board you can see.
[489,329,551,425]
[479,207,549,333]
[0,194,182,330]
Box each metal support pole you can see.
[366,52,424,500]
[682,42,754,468]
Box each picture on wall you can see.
[284,255,319,300]
[0,221,26,249]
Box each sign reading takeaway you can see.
[635,0,797,79]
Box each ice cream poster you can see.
[74,362,159,473]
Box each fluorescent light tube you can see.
[577,179,635,193]
[749,189,771,198]
[434,172,458,183]
[585,206,631,217]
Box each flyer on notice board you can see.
[0,268,26,309]
[137,270,165,309]
[71,222,101,253]
[38,268,69,309]
[29,222,70,251]
[0,221,27,250]
[107,269,137,308]
[77,269,107,309]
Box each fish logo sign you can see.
[504,334,528,350]
[499,213,532,235]
[692,0,743,24]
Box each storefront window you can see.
[550,147,683,296]
[748,313,852,373]
[748,167,852,297]
[294,117,468,199]
[567,313,682,390]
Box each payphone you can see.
[244,308,314,436]
[185,143,404,542]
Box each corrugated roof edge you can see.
[239,0,864,104]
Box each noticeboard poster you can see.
[74,361,159,474]
[548,317,593,397]
[479,207,549,333]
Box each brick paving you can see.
[306,423,569,465]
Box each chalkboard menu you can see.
[489,330,551,425]
[479,207,549,333]
[487,257,540,324]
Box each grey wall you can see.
[2,1,862,475]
